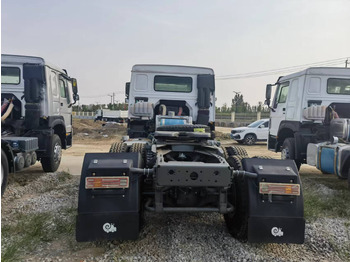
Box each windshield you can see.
[1,67,20,84]
[248,120,265,128]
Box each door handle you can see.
[61,103,63,106]
[282,108,285,111]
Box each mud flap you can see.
[76,153,143,242]
[242,158,305,244]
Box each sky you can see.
[2,0,350,107]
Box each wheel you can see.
[1,149,9,196]
[41,134,62,172]
[244,134,256,145]
[281,138,301,170]
[226,146,248,157]
[226,155,244,170]
[220,146,228,159]
[130,143,146,164]
[224,156,249,241]
[109,142,127,153]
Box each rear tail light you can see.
[85,176,129,189]
[259,182,300,196]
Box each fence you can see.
[215,112,270,127]
[72,111,95,120]
[72,111,270,126]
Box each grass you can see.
[301,172,350,220]
[1,207,77,261]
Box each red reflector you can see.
[259,182,300,196]
[85,176,129,189]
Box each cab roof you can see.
[132,64,214,75]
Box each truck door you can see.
[58,76,72,133]
[269,81,289,138]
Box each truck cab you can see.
[126,65,215,137]
[1,54,79,194]
[265,67,350,168]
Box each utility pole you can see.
[112,92,115,110]
[232,91,241,112]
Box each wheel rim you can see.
[281,148,290,160]
[53,143,62,163]
[245,136,254,145]
[1,164,3,186]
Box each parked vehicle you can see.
[94,109,128,123]
[231,119,269,145]
[1,54,79,195]
[76,64,305,244]
[265,67,350,178]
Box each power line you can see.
[216,57,348,80]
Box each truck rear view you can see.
[76,64,305,244]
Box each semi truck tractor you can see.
[265,67,349,185]
[76,64,305,244]
[1,54,79,195]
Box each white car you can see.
[230,119,269,145]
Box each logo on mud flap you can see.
[103,223,117,233]
[271,227,284,237]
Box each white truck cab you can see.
[265,67,350,168]
[126,64,215,137]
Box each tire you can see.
[220,146,228,159]
[1,149,9,196]
[109,142,127,153]
[41,134,62,172]
[252,155,272,159]
[224,156,249,241]
[226,146,248,157]
[281,138,301,170]
[130,143,146,164]
[226,155,244,171]
[244,134,256,145]
[157,124,210,133]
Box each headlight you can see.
[233,130,244,133]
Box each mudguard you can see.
[242,158,305,244]
[76,152,143,242]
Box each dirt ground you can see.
[2,119,349,261]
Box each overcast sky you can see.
[2,0,349,107]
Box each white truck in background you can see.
[1,54,79,195]
[265,67,350,187]
[94,109,128,123]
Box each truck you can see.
[1,54,79,195]
[264,67,350,185]
[94,109,128,123]
[76,64,305,244]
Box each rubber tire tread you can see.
[226,146,248,157]
[1,149,9,196]
[109,142,127,153]
[41,134,62,172]
[224,156,249,241]
[157,124,210,133]
[281,138,301,170]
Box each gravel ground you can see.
[2,169,349,262]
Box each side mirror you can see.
[265,84,272,106]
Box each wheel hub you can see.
[53,143,62,163]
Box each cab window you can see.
[1,67,20,84]
[59,78,67,98]
[273,82,289,107]
[154,75,192,92]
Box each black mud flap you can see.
[242,158,305,244]
[76,153,143,242]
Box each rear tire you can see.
[244,134,256,145]
[1,149,9,196]
[41,134,62,172]
[226,146,248,157]
[224,156,248,241]
[281,138,301,170]
[109,142,127,153]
